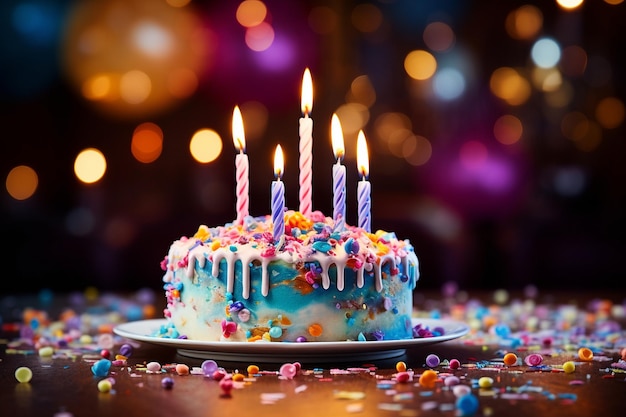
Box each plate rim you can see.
[113,318,469,354]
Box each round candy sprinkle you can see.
[279,363,297,379]
[247,364,260,375]
[97,334,114,350]
[175,364,190,375]
[456,393,479,416]
[39,346,54,357]
[449,359,461,370]
[563,361,576,373]
[212,370,227,381]
[418,369,438,388]
[15,367,33,383]
[425,354,440,368]
[91,359,112,377]
[577,347,593,361]
[452,384,472,397]
[219,378,233,396]
[268,326,283,338]
[100,349,111,359]
[444,375,460,387]
[503,353,518,366]
[232,373,245,382]
[146,361,161,373]
[308,323,323,337]
[161,377,174,389]
[478,376,493,388]
[395,361,407,372]
[201,360,218,377]
[97,379,112,393]
[524,353,543,367]
[119,343,133,357]
[396,371,411,383]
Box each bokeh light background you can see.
[1,0,625,293]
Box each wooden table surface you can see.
[1,290,625,417]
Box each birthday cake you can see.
[159,210,419,342]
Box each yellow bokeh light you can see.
[423,22,455,52]
[556,0,585,10]
[190,129,223,163]
[120,70,152,104]
[245,22,274,52]
[494,115,523,145]
[132,122,163,163]
[532,67,562,92]
[404,50,437,81]
[236,0,267,27]
[505,5,543,40]
[351,3,383,33]
[490,67,531,106]
[347,75,376,108]
[604,0,624,4]
[82,73,115,101]
[595,97,625,129]
[335,103,370,136]
[74,148,107,184]
[404,135,433,166]
[6,165,39,201]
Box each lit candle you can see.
[271,144,285,243]
[298,68,313,218]
[331,114,346,232]
[356,130,371,233]
[232,106,249,224]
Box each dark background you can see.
[1,0,625,295]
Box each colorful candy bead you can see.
[91,359,112,377]
[503,353,518,366]
[219,378,233,396]
[478,376,493,388]
[146,361,162,372]
[577,347,593,361]
[247,365,260,375]
[449,359,461,370]
[175,364,190,375]
[395,361,407,372]
[563,361,576,373]
[418,369,438,388]
[456,393,479,416]
[38,346,54,357]
[15,367,33,383]
[97,379,113,393]
[119,343,133,357]
[524,353,543,367]
[426,354,440,367]
[161,377,174,389]
[279,363,297,380]
[201,360,218,377]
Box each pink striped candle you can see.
[271,145,285,243]
[356,130,371,233]
[298,68,313,218]
[331,114,346,232]
[232,106,249,224]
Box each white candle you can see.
[232,106,249,225]
[271,145,285,243]
[356,130,371,233]
[331,114,346,232]
[298,68,313,218]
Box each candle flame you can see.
[301,68,313,115]
[356,130,369,178]
[274,144,284,178]
[331,113,345,160]
[232,105,246,152]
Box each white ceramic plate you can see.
[114,318,469,363]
